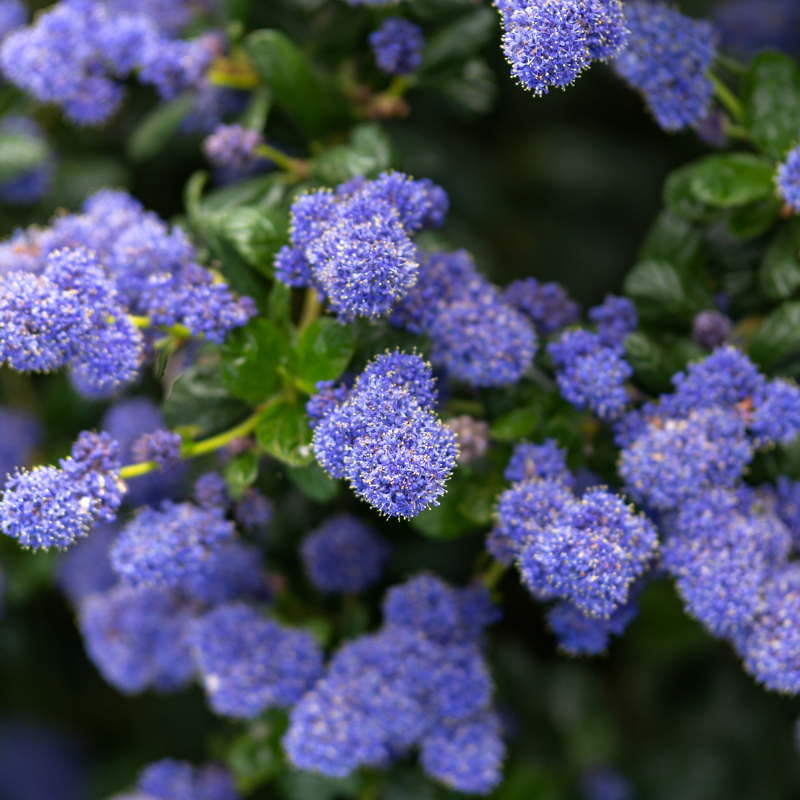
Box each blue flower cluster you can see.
[0,407,40,489]
[777,144,800,213]
[283,574,505,795]
[692,309,732,350]
[189,603,324,718]
[274,172,447,321]
[613,2,718,132]
[110,501,236,588]
[131,429,183,468]
[0,0,220,126]
[391,249,538,387]
[203,123,269,182]
[0,431,125,551]
[123,759,239,800]
[301,514,391,594]
[491,438,656,643]
[369,17,425,76]
[0,116,54,206]
[56,523,118,606]
[0,248,145,397]
[0,189,254,395]
[496,0,627,96]
[548,329,633,422]
[310,351,458,518]
[502,277,580,336]
[579,765,635,800]
[191,470,273,530]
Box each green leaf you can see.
[226,713,288,794]
[760,220,800,300]
[749,301,800,371]
[208,206,288,274]
[729,195,782,239]
[638,211,703,271]
[164,361,251,436]
[420,7,496,74]
[0,133,48,182]
[623,259,711,321]
[127,94,194,162]
[409,475,477,540]
[437,58,497,115]
[742,51,800,159]
[199,172,287,214]
[245,29,336,137]
[224,450,259,500]
[278,771,360,800]
[663,163,717,222]
[310,123,394,184]
[256,400,313,466]
[295,318,355,393]
[221,318,292,404]
[285,461,340,502]
[624,332,673,392]
[686,153,776,208]
[489,404,540,442]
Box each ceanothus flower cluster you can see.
[0,0,220,126]
[119,759,239,800]
[369,17,425,76]
[391,249,538,387]
[496,0,627,96]
[777,144,800,213]
[283,574,505,796]
[0,407,40,489]
[613,1,719,132]
[309,351,458,518]
[502,277,580,336]
[0,431,126,551]
[490,438,656,648]
[274,172,447,321]
[0,116,54,206]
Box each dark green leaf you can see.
[310,123,394,184]
[663,163,717,222]
[164,361,250,436]
[52,156,131,209]
[686,153,776,208]
[409,475,477,540]
[742,51,800,159]
[256,400,313,466]
[226,713,288,793]
[208,206,288,274]
[268,280,292,327]
[224,450,259,500]
[221,318,292,404]
[200,172,286,214]
[278,771,360,800]
[623,259,712,321]
[729,195,782,239]
[749,301,800,370]
[489,404,540,442]
[760,220,800,300]
[245,29,339,137]
[420,7,496,74]
[638,211,703,270]
[126,94,194,162]
[285,461,340,502]
[0,133,48,182]
[295,318,355,393]
[625,332,673,392]
[437,58,497,115]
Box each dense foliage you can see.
[2,1,800,799]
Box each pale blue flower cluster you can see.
[275,172,447,321]
[369,17,425,76]
[502,277,580,336]
[283,574,505,795]
[128,759,239,800]
[131,429,183,468]
[311,351,458,518]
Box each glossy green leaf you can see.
[164,361,250,436]
[686,153,776,208]
[224,450,259,500]
[624,331,673,393]
[420,7,496,74]
[310,123,394,184]
[245,29,334,136]
[729,195,782,239]
[295,318,355,393]
[623,259,711,321]
[285,461,340,502]
[638,210,703,270]
[127,94,194,162]
[760,220,800,300]
[208,206,288,274]
[749,301,800,371]
[663,162,717,222]
[489,404,540,442]
[742,51,800,159]
[256,400,313,466]
[221,318,292,404]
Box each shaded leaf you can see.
[295,318,355,393]
[256,400,313,466]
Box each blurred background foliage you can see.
[2,1,800,799]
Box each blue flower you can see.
[306,380,349,429]
[234,488,273,530]
[778,146,800,212]
[110,501,236,588]
[301,514,390,594]
[692,309,732,350]
[55,523,118,606]
[136,759,239,800]
[190,603,324,719]
[548,594,640,656]
[194,471,230,510]
[588,294,638,348]
[0,408,40,489]
[579,765,635,800]
[502,277,580,336]
[131,429,183,468]
[613,2,718,132]
[369,17,425,76]
[504,438,574,486]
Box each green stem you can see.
[482,559,507,591]
[710,72,745,124]
[386,75,408,99]
[256,144,308,177]
[298,288,322,331]
[725,122,751,141]
[128,315,195,340]
[716,54,747,76]
[119,412,261,480]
